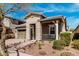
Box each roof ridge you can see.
[46,15,64,18]
[24,12,46,19]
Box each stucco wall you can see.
[26,15,42,40]
[17,30,26,39]
[42,23,49,34]
[42,23,55,39]
[26,15,40,24]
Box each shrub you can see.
[35,40,44,44]
[0,52,3,56]
[60,32,72,46]
[49,40,52,43]
[60,52,74,56]
[49,39,54,43]
[53,40,66,50]
[34,40,38,44]
[37,40,44,49]
[49,40,51,43]
[38,43,42,49]
[39,51,47,55]
[40,40,44,45]
[72,40,79,50]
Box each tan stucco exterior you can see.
[24,13,66,40]
[0,13,66,40]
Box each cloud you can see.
[3,3,79,29]
[27,3,79,29]
[67,4,79,12]
[29,3,79,13]
[67,16,79,29]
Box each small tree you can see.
[0,4,32,56]
[60,32,72,46]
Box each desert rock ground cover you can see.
[5,39,79,56]
[19,41,79,56]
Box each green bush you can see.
[40,40,44,45]
[0,52,3,56]
[37,40,44,49]
[60,32,72,46]
[49,40,51,43]
[72,40,79,50]
[53,40,66,50]
[38,43,42,49]
[60,52,74,56]
[49,39,54,43]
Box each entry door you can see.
[30,25,35,40]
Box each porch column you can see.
[61,22,66,32]
[55,21,59,40]
[26,23,30,41]
[36,22,42,40]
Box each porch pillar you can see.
[61,22,66,32]
[36,22,42,40]
[26,23,30,41]
[55,21,59,40]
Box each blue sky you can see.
[2,3,79,29]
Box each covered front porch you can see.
[26,20,65,40]
[42,22,57,40]
[41,20,60,40]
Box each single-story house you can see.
[0,12,67,40]
[23,12,67,40]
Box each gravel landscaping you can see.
[18,41,79,56]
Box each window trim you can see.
[49,25,55,35]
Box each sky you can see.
[1,3,79,29]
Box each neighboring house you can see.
[73,25,79,39]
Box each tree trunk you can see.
[16,49,19,56]
[0,28,9,56]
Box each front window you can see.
[49,25,55,35]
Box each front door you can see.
[30,24,35,40]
